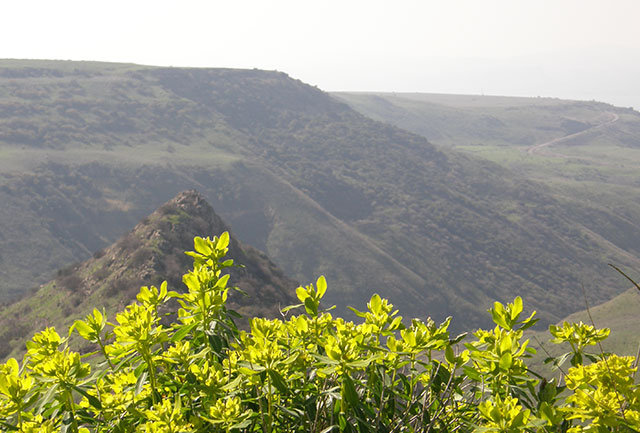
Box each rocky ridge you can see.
[0,190,298,359]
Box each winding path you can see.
[526,111,619,156]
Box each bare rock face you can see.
[105,189,299,317]
[148,190,299,317]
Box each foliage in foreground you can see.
[1,232,639,432]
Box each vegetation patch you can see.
[1,233,638,432]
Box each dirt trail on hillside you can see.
[526,111,619,156]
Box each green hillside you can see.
[335,91,640,350]
[333,92,640,268]
[1,60,640,331]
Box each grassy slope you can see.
[1,61,640,333]
[560,286,640,356]
[525,283,640,379]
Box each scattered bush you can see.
[62,304,74,318]
[158,203,179,216]
[129,247,152,268]
[71,293,83,308]
[57,274,83,292]
[93,266,110,281]
[56,262,80,278]
[0,323,30,359]
[162,254,186,288]
[117,232,142,253]
[105,277,135,297]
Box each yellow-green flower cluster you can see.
[565,355,640,431]
[0,232,636,433]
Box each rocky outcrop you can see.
[0,190,298,359]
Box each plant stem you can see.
[267,374,273,433]
[97,337,115,371]
[67,389,79,433]
[142,348,158,404]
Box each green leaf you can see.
[369,294,382,315]
[450,332,467,345]
[295,286,309,303]
[499,352,512,370]
[170,322,198,342]
[92,308,104,325]
[316,275,327,299]
[70,384,102,410]
[389,316,403,331]
[499,335,512,353]
[159,281,168,299]
[539,381,557,404]
[0,421,18,431]
[194,236,212,255]
[184,250,203,260]
[208,334,225,356]
[338,414,347,431]
[72,320,93,340]
[267,369,289,394]
[276,352,298,368]
[36,382,60,415]
[227,309,242,318]
[239,367,259,376]
[519,316,539,331]
[231,419,252,430]
[137,286,151,303]
[304,297,318,317]
[281,303,303,313]
[571,352,583,367]
[346,357,375,369]
[221,376,242,391]
[183,273,200,291]
[491,302,509,329]
[216,231,230,250]
[215,274,230,289]
[445,345,455,364]
[463,366,481,381]
[135,371,147,396]
[511,296,523,319]
[342,375,359,408]
[512,410,526,428]
[347,306,367,318]
[166,290,182,299]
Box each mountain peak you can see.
[0,190,298,359]
[165,189,208,213]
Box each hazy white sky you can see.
[3,0,640,107]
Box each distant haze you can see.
[2,0,639,108]
[327,49,640,110]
